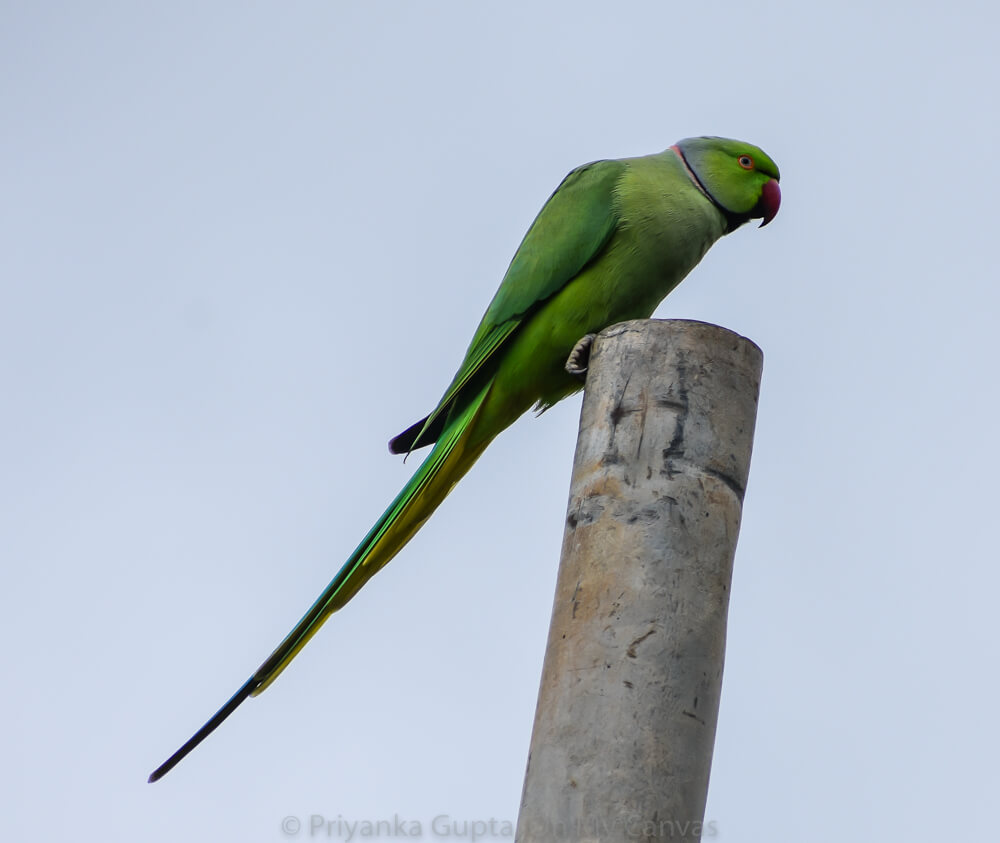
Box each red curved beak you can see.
[757,178,781,227]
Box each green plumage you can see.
[149,136,781,782]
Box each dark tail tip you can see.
[148,675,258,782]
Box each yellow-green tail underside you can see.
[148,380,495,782]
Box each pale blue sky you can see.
[3,2,998,841]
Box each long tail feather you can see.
[149,383,494,782]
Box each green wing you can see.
[393,159,626,453]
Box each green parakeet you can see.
[149,135,780,782]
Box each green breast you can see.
[606,151,727,316]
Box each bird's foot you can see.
[565,333,597,380]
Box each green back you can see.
[413,159,626,442]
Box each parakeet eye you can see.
[738,155,754,170]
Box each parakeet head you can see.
[673,137,781,230]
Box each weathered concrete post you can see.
[515,319,763,843]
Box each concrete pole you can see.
[515,319,763,843]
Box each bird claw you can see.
[565,333,597,379]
